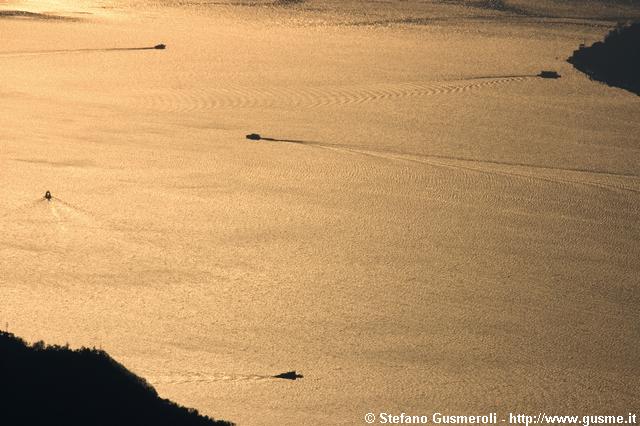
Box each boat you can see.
[538,70,561,79]
[273,371,303,380]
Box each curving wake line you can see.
[331,146,640,195]
[49,203,68,233]
[253,136,640,195]
[359,149,640,195]
[145,372,277,385]
[0,45,165,58]
[134,75,537,112]
[0,10,77,21]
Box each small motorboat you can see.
[538,70,561,79]
[273,371,303,380]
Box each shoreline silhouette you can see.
[0,331,233,426]
[568,22,640,95]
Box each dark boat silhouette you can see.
[154,44,166,50]
[538,70,561,79]
[273,371,303,380]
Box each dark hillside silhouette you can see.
[568,22,640,95]
[0,331,232,426]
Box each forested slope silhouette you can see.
[568,22,640,95]
[0,331,233,426]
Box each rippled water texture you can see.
[1,1,639,424]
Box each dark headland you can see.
[568,22,640,95]
[0,331,233,426]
